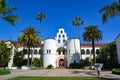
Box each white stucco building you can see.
[1,28,108,69]
[16,28,107,68]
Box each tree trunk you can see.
[92,40,96,64]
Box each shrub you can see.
[0,69,11,75]
[82,57,91,67]
[46,64,53,69]
[69,63,80,69]
[32,58,42,67]
[112,69,120,75]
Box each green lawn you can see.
[8,76,107,80]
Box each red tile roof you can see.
[81,43,108,47]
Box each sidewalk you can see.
[0,69,120,80]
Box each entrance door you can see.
[59,59,65,68]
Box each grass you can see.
[8,76,107,80]
[0,69,11,75]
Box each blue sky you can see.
[0,0,120,43]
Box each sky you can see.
[0,0,120,43]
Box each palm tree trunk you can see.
[77,26,82,60]
[92,40,96,64]
[27,46,30,65]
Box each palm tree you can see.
[72,16,84,59]
[18,26,41,65]
[83,25,102,64]
[0,0,20,26]
[36,13,46,39]
[99,0,120,23]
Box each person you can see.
[97,65,101,76]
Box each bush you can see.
[69,63,80,69]
[32,58,42,67]
[112,69,120,75]
[0,69,11,75]
[82,57,91,67]
[46,64,53,69]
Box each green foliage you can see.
[46,64,53,69]
[83,25,102,64]
[32,58,42,67]
[99,42,118,69]
[0,42,11,67]
[0,69,11,75]
[13,50,25,67]
[82,57,91,67]
[69,63,80,69]
[112,69,120,75]
[0,0,21,26]
[18,26,41,65]
[99,0,120,23]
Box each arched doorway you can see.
[56,56,67,68]
[59,59,65,67]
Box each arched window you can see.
[59,35,61,38]
[63,35,65,38]
[58,39,60,43]
[34,49,37,54]
[91,49,93,54]
[39,49,42,54]
[86,49,90,54]
[81,49,85,54]
[63,39,66,43]
[96,49,100,54]
[61,30,63,34]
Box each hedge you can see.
[112,69,120,75]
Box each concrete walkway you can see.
[0,69,120,80]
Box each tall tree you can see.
[72,16,84,59]
[0,41,11,69]
[99,0,120,23]
[0,0,20,26]
[36,13,46,39]
[18,26,41,65]
[83,25,102,64]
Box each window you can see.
[81,49,85,54]
[47,49,51,54]
[63,35,65,38]
[86,49,90,54]
[58,51,61,55]
[96,49,100,54]
[34,49,37,54]
[59,35,61,38]
[63,39,66,43]
[49,50,51,53]
[58,39,60,43]
[91,49,93,54]
[39,49,42,54]
[61,30,63,34]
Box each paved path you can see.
[0,69,120,80]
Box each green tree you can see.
[0,42,11,68]
[18,26,41,65]
[72,16,84,40]
[72,16,84,59]
[99,0,120,23]
[13,50,25,67]
[83,25,102,64]
[36,13,46,39]
[0,0,20,26]
[100,42,118,68]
